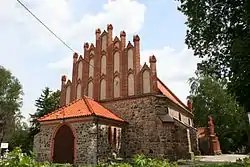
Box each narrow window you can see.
[76,84,81,99]
[128,74,134,96]
[108,126,112,144]
[114,77,120,98]
[88,81,93,98]
[101,55,106,74]
[100,79,106,100]
[179,113,182,121]
[113,128,117,145]
[143,70,150,93]
[66,86,71,105]
[78,61,83,80]
[89,58,94,77]
[128,49,133,70]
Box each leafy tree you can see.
[9,121,31,154]
[188,75,248,153]
[176,0,250,112]
[29,87,60,143]
[0,66,23,144]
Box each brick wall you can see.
[59,24,158,106]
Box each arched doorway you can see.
[53,124,74,164]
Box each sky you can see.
[0,0,199,121]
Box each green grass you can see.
[1,148,249,167]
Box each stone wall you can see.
[97,124,122,163]
[190,128,200,155]
[33,124,55,162]
[71,121,97,166]
[101,95,196,160]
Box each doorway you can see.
[53,124,74,164]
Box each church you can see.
[33,24,199,166]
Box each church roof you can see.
[38,96,125,122]
[157,78,190,112]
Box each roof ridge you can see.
[157,78,189,111]
[38,98,81,121]
[82,96,95,115]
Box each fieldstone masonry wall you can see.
[33,125,55,162]
[101,95,198,160]
[97,124,121,163]
[34,120,121,166]
[71,122,97,165]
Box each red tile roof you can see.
[157,78,190,112]
[38,96,125,122]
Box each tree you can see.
[29,87,60,141]
[0,66,23,143]
[177,0,250,112]
[188,75,248,153]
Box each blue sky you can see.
[0,0,198,121]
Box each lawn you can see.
[1,148,249,167]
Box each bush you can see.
[0,148,248,167]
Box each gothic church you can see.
[34,24,199,166]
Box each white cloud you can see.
[141,46,199,103]
[0,0,147,120]
[0,0,198,121]
[48,0,146,73]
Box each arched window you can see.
[78,61,83,80]
[101,55,106,74]
[128,74,134,96]
[100,79,106,100]
[114,52,120,72]
[88,81,93,98]
[89,58,94,78]
[66,86,71,105]
[114,77,120,98]
[76,84,81,99]
[128,49,133,70]
[142,70,150,93]
[102,35,107,51]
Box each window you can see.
[101,56,106,74]
[108,126,112,144]
[78,61,83,80]
[76,84,81,99]
[179,113,182,121]
[114,52,120,72]
[142,70,150,93]
[113,128,117,145]
[114,77,120,98]
[128,49,133,70]
[100,79,106,100]
[66,86,71,105]
[128,74,134,96]
[89,59,94,77]
[88,81,93,98]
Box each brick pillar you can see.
[82,43,89,97]
[93,28,101,100]
[107,24,114,99]
[60,75,67,106]
[133,35,140,95]
[71,53,78,101]
[149,55,158,93]
[120,31,127,97]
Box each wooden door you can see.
[53,125,74,164]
